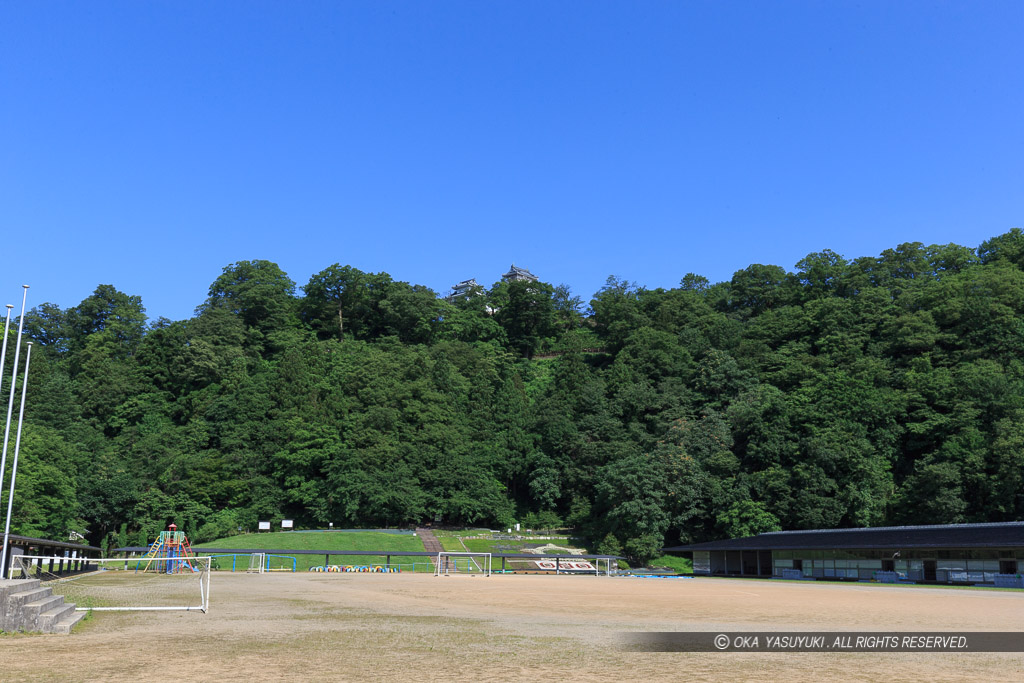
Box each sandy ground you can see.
[3,573,1023,681]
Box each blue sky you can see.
[2,1,1021,321]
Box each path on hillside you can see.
[416,528,442,567]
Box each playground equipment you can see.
[137,523,199,574]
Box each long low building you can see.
[2,534,102,577]
[663,522,1024,586]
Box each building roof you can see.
[446,278,482,302]
[663,522,1024,552]
[8,534,102,553]
[502,264,538,282]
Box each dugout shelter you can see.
[663,522,1024,586]
[2,534,102,578]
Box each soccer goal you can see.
[247,553,266,574]
[9,555,211,612]
[434,552,491,577]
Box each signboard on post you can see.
[281,519,293,529]
[258,521,271,531]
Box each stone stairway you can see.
[0,579,85,634]
[416,528,443,567]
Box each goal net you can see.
[434,552,491,577]
[240,553,296,573]
[248,553,265,574]
[9,555,211,612]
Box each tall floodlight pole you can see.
[0,304,9,575]
[0,286,28,570]
[0,305,12,418]
[1,342,32,577]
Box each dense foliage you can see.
[5,231,1024,562]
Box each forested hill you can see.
[7,230,1024,562]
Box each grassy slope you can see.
[647,554,693,573]
[435,532,618,568]
[433,532,587,554]
[434,532,694,572]
[194,531,693,573]
[193,531,427,571]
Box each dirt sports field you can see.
[3,573,1023,681]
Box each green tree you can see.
[552,284,585,333]
[715,500,781,538]
[301,264,386,341]
[492,280,557,358]
[593,453,671,564]
[724,264,792,318]
[590,276,648,352]
[69,285,147,350]
[203,260,297,350]
[2,425,82,539]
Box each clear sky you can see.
[2,1,1021,321]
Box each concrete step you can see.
[24,593,64,620]
[8,586,53,610]
[0,578,42,607]
[4,586,52,632]
[1,579,84,634]
[1,579,43,632]
[38,602,76,632]
[52,609,86,635]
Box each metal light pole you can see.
[0,305,12,392]
[1,342,32,577]
[0,286,28,566]
[0,304,9,575]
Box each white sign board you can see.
[258,521,271,531]
[281,519,293,529]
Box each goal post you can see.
[247,553,266,574]
[10,555,211,612]
[434,552,491,577]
